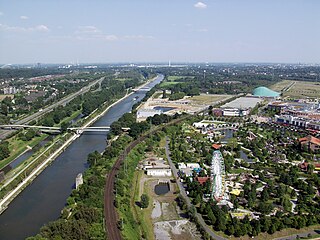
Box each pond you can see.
[240,150,254,163]
[154,183,170,195]
[219,129,254,163]
[153,106,176,112]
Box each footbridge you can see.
[0,125,61,131]
[0,125,130,134]
[132,86,151,91]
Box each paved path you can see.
[274,230,320,240]
[165,136,226,240]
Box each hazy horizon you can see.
[1,0,319,64]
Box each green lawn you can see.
[160,81,182,88]
[59,110,82,126]
[270,80,320,98]
[0,133,48,170]
[132,171,155,240]
[167,75,194,81]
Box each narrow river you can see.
[0,74,163,240]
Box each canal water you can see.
[0,75,163,240]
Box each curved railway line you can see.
[104,117,187,240]
[104,135,147,240]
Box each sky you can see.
[0,0,319,64]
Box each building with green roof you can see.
[252,86,280,98]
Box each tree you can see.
[307,164,315,174]
[261,187,269,201]
[207,209,216,225]
[280,196,292,212]
[227,137,238,151]
[0,141,10,160]
[268,223,277,234]
[87,151,101,166]
[61,121,70,132]
[140,194,149,208]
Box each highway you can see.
[0,77,104,140]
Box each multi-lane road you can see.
[0,77,104,140]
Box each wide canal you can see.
[0,74,163,240]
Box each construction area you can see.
[138,155,201,240]
[136,92,233,121]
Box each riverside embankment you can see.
[0,74,164,240]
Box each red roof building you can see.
[299,136,320,152]
[212,144,221,150]
[196,176,210,185]
[299,161,309,171]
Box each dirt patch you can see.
[151,200,162,219]
[154,220,202,240]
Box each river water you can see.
[0,74,163,240]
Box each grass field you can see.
[271,80,320,98]
[167,75,193,81]
[188,94,232,105]
[270,80,294,92]
[159,81,182,88]
[131,171,155,240]
[0,133,48,170]
[160,75,195,88]
[0,94,14,101]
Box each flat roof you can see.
[221,97,263,109]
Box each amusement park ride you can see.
[211,144,227,202]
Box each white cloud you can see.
[0,23,50,32]
[124,35,154,40]
[103,35,118,41]
[76,26,101,34]
[20,15,29,20]
[0,12,3,16]
[75,34,118,41]
[194,2,207,9]
[35,25,49,32]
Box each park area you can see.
[271,80,320,98]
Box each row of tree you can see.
[0,141,10,160]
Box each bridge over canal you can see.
[0,125,130,134]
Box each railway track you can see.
[104,136,145,240]
[103,116,188,239]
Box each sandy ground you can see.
[154,220,201,240]
[152,200,162,219]
[138,160,201,240]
